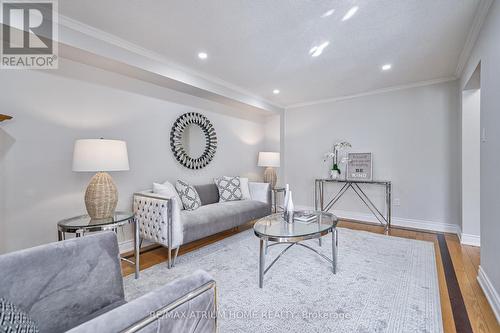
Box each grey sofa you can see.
[134,182,271,268]
[0,232,216,333]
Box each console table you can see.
[314,179,392,231]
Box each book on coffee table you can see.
[294,212,317,223]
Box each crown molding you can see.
[455,0,493,78]
[286,77,457,109]
[57,15,284,112]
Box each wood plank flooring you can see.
[122,220,500,333]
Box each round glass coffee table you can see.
[254,211,338,288]
[57,211,140,279]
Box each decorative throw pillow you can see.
[214,176,243,202]
[0,298,39,333]
[239,177,251,200]
[153,181,184,210]
[175,180,202,210]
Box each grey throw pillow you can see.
[214,176,243,202]
[0,298,39,333]
[175,180,202,210]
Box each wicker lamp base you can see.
[84,172,118,219]
[263,167,277,189]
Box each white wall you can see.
[263,113,282,184]
[284,80,460,231]
[0,58,268,253]
[264,114,281,152]
[460,0,500,317]
[461,89,481,241]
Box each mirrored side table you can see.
[57,211,140,279]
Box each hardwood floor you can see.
[122,220,500,333]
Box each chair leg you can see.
[173,247,180,267]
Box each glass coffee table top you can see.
[58,211,134,229]
[254,211,337,240]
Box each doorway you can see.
[461,63,481,246]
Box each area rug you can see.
[123,228,443,333]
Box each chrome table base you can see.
[258,228,338,288]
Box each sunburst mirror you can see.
[170,112,217,169]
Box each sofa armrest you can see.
[133,191,183,249]
[68,270,217,333]
[248,182,271,205]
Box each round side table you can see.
[57,211,140,279]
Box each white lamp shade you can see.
[258,152,280,168]
[73,139,130,172]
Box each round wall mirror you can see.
[170,112,217,169]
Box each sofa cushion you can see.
[239,177,251,200]
[214,176,243,202]
[193,184,219,206]
[70,299,126,330]
[175,180,202,210]
[181,200,270,244]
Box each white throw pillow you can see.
[153,181,184,210]
[214,176,243,202]
[175,180,202,210]
[239,177,251,200]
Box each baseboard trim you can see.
[460,233,481,247]
[477,266,500,324]
[119,239,135,254]
[119,239,152,254]
[295,206,460,234]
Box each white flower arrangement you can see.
[324,141,352,175]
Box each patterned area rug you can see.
[123,228,443,333]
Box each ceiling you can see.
[59,0,480,107]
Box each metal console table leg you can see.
[315,179,391,232]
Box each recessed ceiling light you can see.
[273,89,280,95]
[321,9,335,18]
[309,41,330,57]
[342,6,359,21]
[198,52,208,60]
[382,64,392,71]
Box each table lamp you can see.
[258,152,280,189]
[73,139,129,219]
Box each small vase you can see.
[330,170,340,180]
[283,184,290,209]
[284,190,294,223]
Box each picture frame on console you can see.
[346,153,372,181]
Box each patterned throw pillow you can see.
[214,176,243,202]
[0,298,39,333]
[175,180,202,210]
